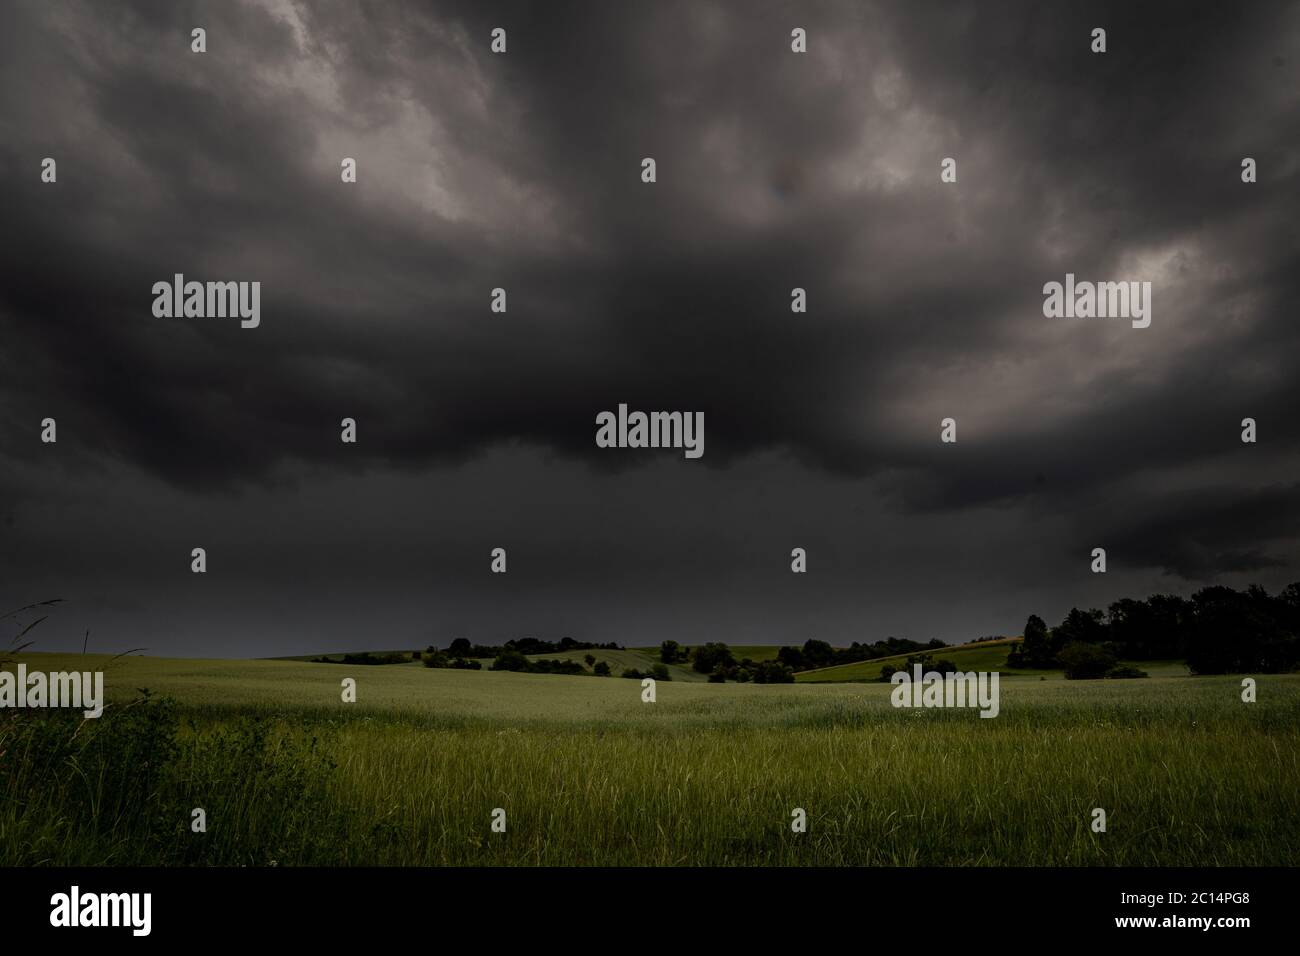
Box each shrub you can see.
[490,650,530,672]
[753,661,795,684]
[1059,641,1117,680]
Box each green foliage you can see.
[692,643,735,674]
[491,653,584,675]
[877,654,957,682]
[660,640,687,664]
[1059,641,1117,680]
[444,636,622,659]
[1186,585,1299,674]
[490,650,529,671]
[751,661,795,684]
[778,636,944,672]
[1007,614,1055,669]
[1008,584,1300,674]
[425,651,481,670]
[0,692,340,865]
[311,652,409,665]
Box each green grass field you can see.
[795,639,1191,682]
[2,651,1297,866]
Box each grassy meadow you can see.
[2,648,1298,866]
[794,638,1191,682]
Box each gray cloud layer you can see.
[2,0,1298,654]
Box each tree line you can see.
[1011,583,1300,677]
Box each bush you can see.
[593,661,611,676]
[490,649,530,672]
[524,658,584,675]
[1059,641,1117,680]
[753,661,795,684]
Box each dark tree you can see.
[1009,614,1056,668]
[800,639,836,669]
[1053,607,1107,646]
[692,642,735,674]
[776,646,804,670]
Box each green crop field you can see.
[2,651,1297,867]
[795,639,1191,683]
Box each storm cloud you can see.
[2,0,1298,656]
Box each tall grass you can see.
[2,666,1297,866]
[0,696,341,865]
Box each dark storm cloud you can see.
[1,0,1298,651]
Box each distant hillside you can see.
[794,638,1191,683]
[795,637,1024,682]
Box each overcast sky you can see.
[2,0,1298,657]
